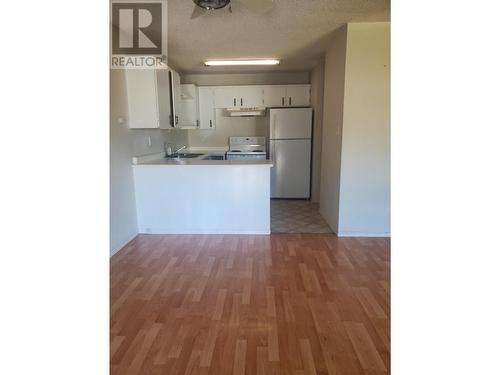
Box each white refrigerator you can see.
[269,108,312,198]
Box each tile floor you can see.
[271,199,333,233]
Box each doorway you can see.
[270,199,332,233]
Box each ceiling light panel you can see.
[204,59,280,66]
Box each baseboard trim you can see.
[110,232,138,257]
[139,228,270,235]
[337,232,390,238]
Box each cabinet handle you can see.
[233,98,236,106]
[240,98,243,106]
[209,120,212,128]
[289,97,292,106]
[282,97,284,106]
[196,120,199,128]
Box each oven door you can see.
[226,152,267,161]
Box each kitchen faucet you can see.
[173,145,187,155]
[165,143,187,157]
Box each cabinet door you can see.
[286,86,310,107]
[125,69,159,128]
[177,84,198,128]
[198,87,215,129]
[214,87,239,108]
[156,69,172,129]
[240,86,264,107]
[263,86,286,107]
[169,69,182,127]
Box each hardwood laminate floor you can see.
[111,234,390,375]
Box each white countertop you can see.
[137,158,273,166]
[132,151,273,167]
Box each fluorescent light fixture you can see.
[204,59,280,66]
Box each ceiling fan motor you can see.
[192,0,231,10]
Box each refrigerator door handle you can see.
[272,114,276,139]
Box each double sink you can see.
[167,153,225,161]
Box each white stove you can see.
[226,137,267,160]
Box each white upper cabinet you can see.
[214,86,264,108]
[286,85,310,107]
[177,84,198,128]
[156,69,172,129]
[263,85,310,108]
[239,86,264,107]
[263,86,287,107]
[125,73,311,130]
[169,69,182,127]
[197,87,215,129]
[214,87,240,108]
[126,69,171,129]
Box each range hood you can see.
[225,107,267,117]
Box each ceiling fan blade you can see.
[234,0,274,14]
[191,5,207,19]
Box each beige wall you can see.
[110,70,188,256]
[110,69,138,256]
[310,59,325,202]
[319,22,390,235]
[319,26,347,231]
[338,22,390,235]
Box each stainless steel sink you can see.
[202,155,225,160]
[167,153,203,159]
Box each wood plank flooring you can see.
[111,234,390,375]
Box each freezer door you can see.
[270,108,312,139]
[270,139,311,198]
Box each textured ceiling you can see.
[167,0,390,74]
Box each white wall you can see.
[110,70,189,256]
[310,59,325,202]
[319,26,347,231]
[337,22,390,236]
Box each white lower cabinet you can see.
[197,87,215,129]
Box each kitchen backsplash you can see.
[187,109,269,148]
[129,128,188,156]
